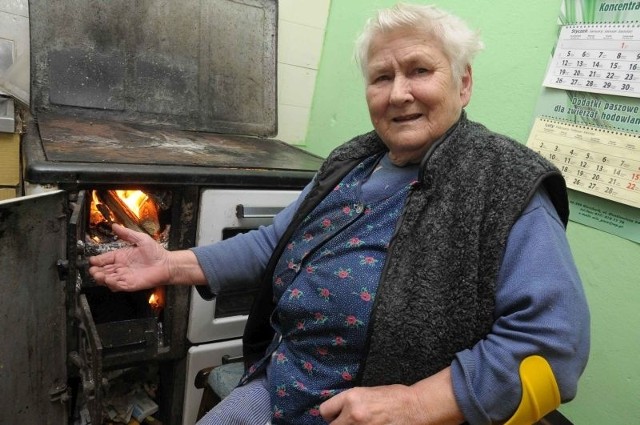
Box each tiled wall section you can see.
[276,0,330,146]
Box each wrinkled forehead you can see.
[366,28,447,69]
[367,27,444,60]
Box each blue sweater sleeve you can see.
[451,189,590,424]
[190,181,313,297]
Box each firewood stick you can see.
[137,200,161,236]
[97,190,152,236]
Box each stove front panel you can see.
[188,188,301,344]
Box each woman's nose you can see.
[389,76,413,105]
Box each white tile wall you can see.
[0,0,30,103]
[276,0,330,146]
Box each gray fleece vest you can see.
[243,114,568,386]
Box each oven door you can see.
[187,188,301,344]
[0,191,69,425]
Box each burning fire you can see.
[89,189,161,239]
[90,191,111,226]
[148,286,166,313]
[116,190,150,218]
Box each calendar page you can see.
[526,117,640,208]
[543,23,640,98]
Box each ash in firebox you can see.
[85,226,170,257]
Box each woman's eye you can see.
[414,67,428,74]
[372,75,390,83]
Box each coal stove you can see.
[0,1,323,424]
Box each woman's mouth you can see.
[392,113,422,122]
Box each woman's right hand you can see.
[88,223,172,292]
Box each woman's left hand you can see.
[319,384,422,425]
[319,367,464,425]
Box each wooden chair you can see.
[194,355,245,421]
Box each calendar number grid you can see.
[527,118,640,209]
[543,24,640,98]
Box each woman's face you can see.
[365,29,472,166]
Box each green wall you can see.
[304,1,640,423]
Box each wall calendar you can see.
[528,0,640,241]
[543,23,640,98]
[527,117,640,209]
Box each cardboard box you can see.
[0,132,20,186]
[0,186,18,201]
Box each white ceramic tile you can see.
[276,104,310,145]
[0,10,30,102]
[274,0,331,146]
[278,63,317,109]
[0,0,29,17]
[279,0,330,30]
[278,20,325,69]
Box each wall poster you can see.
[527,0,640,242]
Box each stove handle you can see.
[57,258,96,287]
[236,204,285,219]
[58,237,96,287]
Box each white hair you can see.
[355,3,484,80]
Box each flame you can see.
[89,189,162,239]
[148,286,166,313]
[90,191,111,226]
[92,190,101,205]
[89,189,148,223]
[115,190,149,219]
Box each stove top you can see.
[24,113,323,188]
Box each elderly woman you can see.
[90,3,590,425]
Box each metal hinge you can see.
[49,383,71,403]
[56,259,69,281]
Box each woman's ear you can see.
[460,65,473,107]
